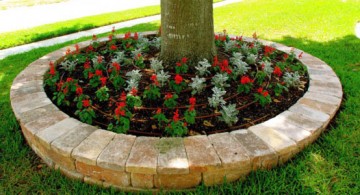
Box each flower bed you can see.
[44,30,308,137]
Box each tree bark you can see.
[160,0,216,65]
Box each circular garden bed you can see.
[10,31,342,191]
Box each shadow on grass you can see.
[0,32,359,194]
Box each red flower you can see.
[130,87,138,96]
[66,77,73,82]
[112,62,120,71]
[97,56,103,64]
[262,91,269,97]
[56,81,64,91]
[257,87,269,97]
[189,97,196,111]
[173,109,180,122]
[82,99,90,107]
[213,55,220,67]
[92,34,97,41]
[75,44,80,54]
[95,70,103,76]
[181,57,187,64]
[264,45,276,56]
[176,62,182,67]
[108,34,113,41]
[124,32,131,39]
[150,74,159,86]
[84,61,91,69]
[220,59,232,74]
[298,52,303,59]
[240,76,252,85]
[110,44,117,51]
[273,66,282,77]
[215,34,219,40]
[86,45,94,53]
[283,53,289,60]
[257,87,263,93]
[174,74,183,84]
[100,77,107,86]
[156,108,162,114]
[76,86,83,96]
[49,61,56,76]
[115,104,126,117]
[164,93,173,100]
[134,32,139,40]
[120,91,127,101]
[88,72,94,79]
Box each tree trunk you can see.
[160,0,216,65]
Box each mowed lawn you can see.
[0,0,359,194]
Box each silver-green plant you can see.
[60,60,77,72]
[246,53,257,65]
[156,70,170,87]
[125,69,142,82]
[190,76,206,95]
[136,34,150,51]
[151,37,161,49]
[230,52,243,64]
[125,79,139,92]
[219,103,239,126]
[150,59,164,73]
[111,51,126,63]
[283,71,301,88]
[195,59,212,76]
[208,86,226,108]
[131,48,142,58]
[241,43,250,55]
[262,60,274,76]
[211,73,230,89]
[233,60,250,76]
[224,40,237,52]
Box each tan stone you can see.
[131,173,154,189]
[277,111,325,134]
[157,137,189,174]
[184,135,221,173]
[308,85,342,98]
[23,111,68,136]
[208,133,251,170]
[76,161,102,180]
[249,125,298,162]
[50,151,76,170]
[126,137,159,174]
[84,176,103,186]
[303,91,342,106]
[231,130,278,169]
[203,167,250,186]
[10,80,44,98]
[289,104,330,123]
[298,98,339,118]
[154,172,201,189]
[97,134,136,171]
[18,104,59,124]
[54,164,83,180]
[72,130,115,165]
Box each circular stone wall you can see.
[10,32,343,191]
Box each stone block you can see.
[208,133,251,170]
[18,104,59,124]
[302,91,342,106]
[203,167,250,186]
[298,98,340,118]
[157,137,189,174]
[97,134,136,171]
[126,137,159,174]
[10,80,44,98]
[231,130,278,169]
[72,130,115,165]
[154,172,201,189]
[308,85,342,98]
[183,135,221,172]
[274,111,325,134]
[131,173,154,189]
[23,111,68,136]
[289,104,330,123]
[54,164,83,180]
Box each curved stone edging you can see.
[10,32,343,191]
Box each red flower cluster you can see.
[100,77,107,86]
[150,74,159,86]
[108,34,113,41]
[49,61,56,76]
[134,32,139,40]
[189,97,196,111]
[273,66,282,77]
[110,44,117,51]
[95,70,103,77]
[75,44,80,54]
[66,77,73,83]
[97,56,103,64]
[76,86,83,96]
[264,45,276,56]
[112,62,120,71]
[86,45,94,53]
[124,32,131,39]
[257,87,269,97]
[173,109,180,122]
[283,53,289,60]
[120,91,127,101]
[174,74,183,84]
[220,59,232,74]
[82,99,90,107]
[213,55,220,67]
[176,57,188,67]
[115,101,126,117]
[84,61,91,69]
[240,75,253,85]
[164,93,173,100]
[215,34,227,41]
[130,87,138,96]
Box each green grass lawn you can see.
[1,0,359,194]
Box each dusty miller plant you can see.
[150,59,164,73]
[112,51,126,63]
[151,37,161,49]
[224,40,238,52]
[126,69,142,81]
[131,48,142,58]
[283,71,301,88]
[263,60,274,76]
[246,53,257,65]
[208,86,226,108]
[230,52,243,63]
[190,76,206,95]
[211,73,230,89]
[60,60,77,72]
[156,70,170,87]
[233,60,250,76]
[136,34,150,51]
[125,79,139,91]
[195,59,212,76]
[219,103,239,126]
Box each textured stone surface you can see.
[36,118,80,149]
[184,135,221,172]
[261,116,312,148]
[154,172,201,189]
[51,123,97,157]
[131,173,154,189]
[249,125,298,162]
[54,164,83,180]
[11,92,49,116]
[303,91,342,106]
[203,167,249,186]
[72,130,115,165]
[126,137,159,174]
[23,111,68,136]
[10,80,44,98]
[18,104,59,124]
[231,130,278,169]
[274,111,324,134]
[308,85,342,98]
[157,138,189,174]
[298,98,339,118]
[289,104,330,123]
[208,133,251,169]
[97,134,136,171]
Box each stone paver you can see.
[23,111,68,136]
[97,134,136,171]
[231,130,278,169]
[126,137,159,174]
[131,173,154,189]
[298,98,339,118]
[184,135,221,172]
[157,137,189,174]
[154,172,201,189]
[10,80,44,98]
[289,104,330,123]
[18,104,59,124]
